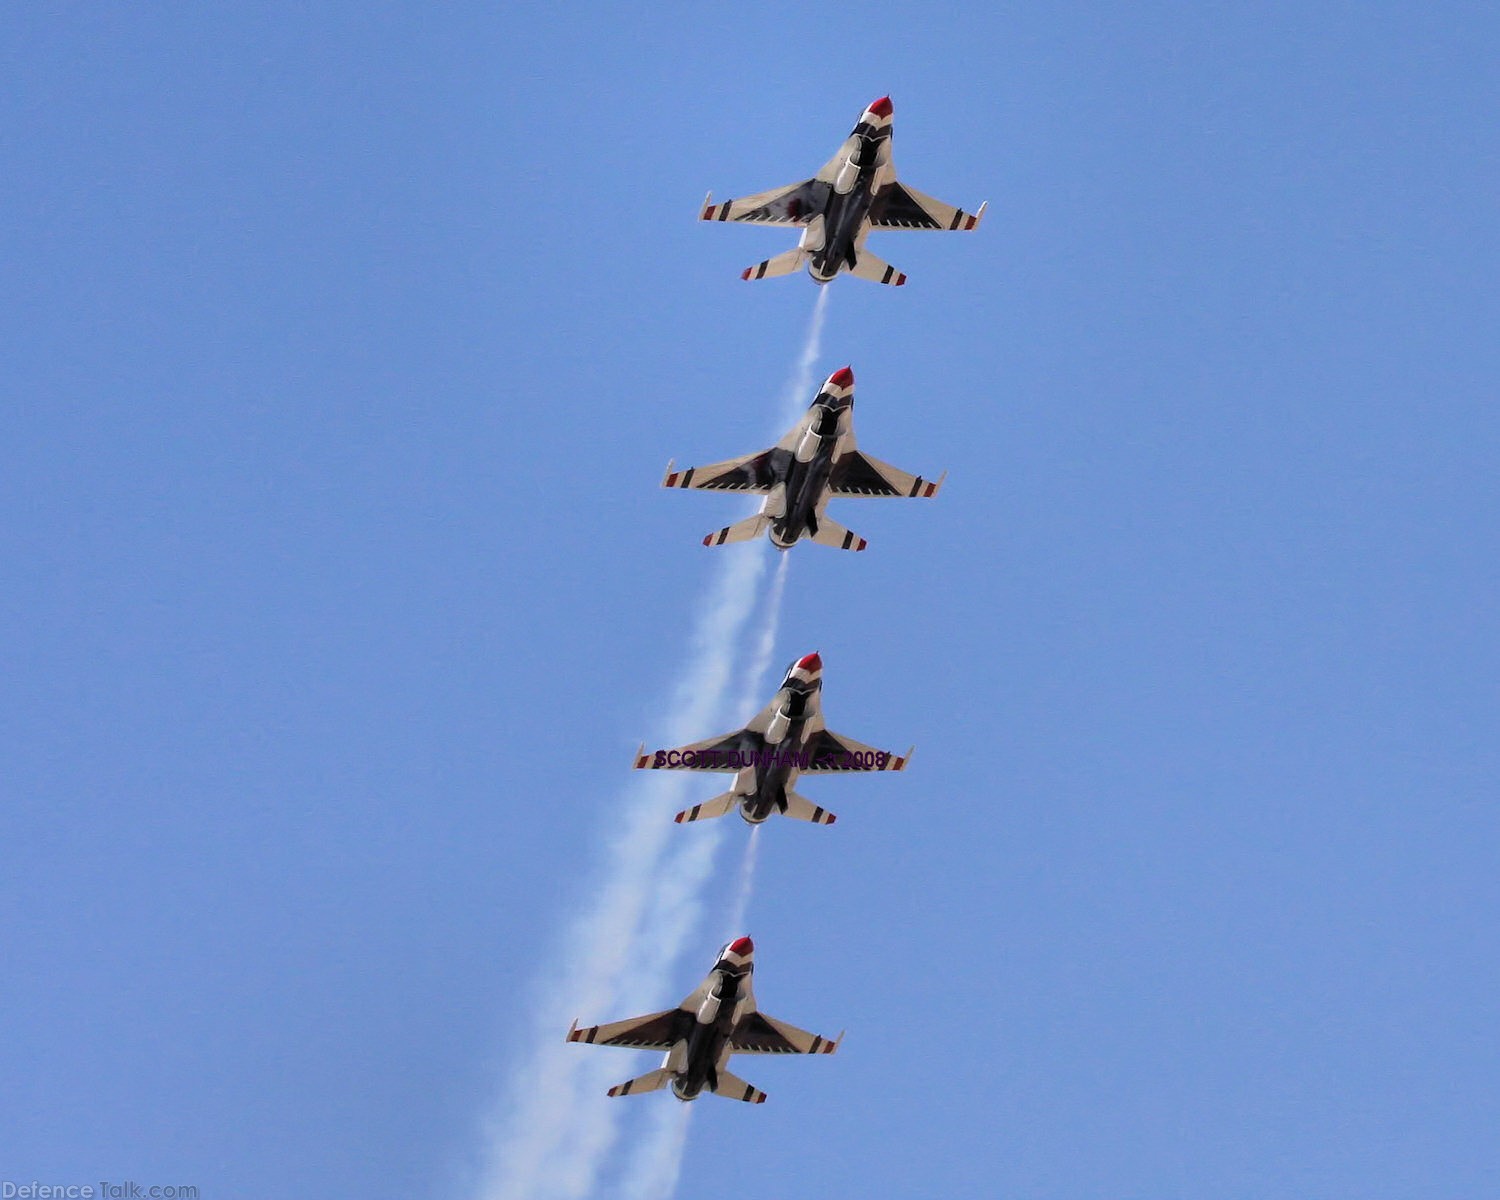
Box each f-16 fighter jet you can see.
[701,95,985,285]
[634,651,911,826]
[566,936,840,1103]
[663,366,944,552]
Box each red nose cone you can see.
[796,652,822,672]
[728,936,754,957]
[868,95,893,118]
[828,366,854,389]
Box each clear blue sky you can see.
[3,3,1498,1198]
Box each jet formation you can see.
[702,96,985,285]
[566,97,981,1110]
[664,366,944,552]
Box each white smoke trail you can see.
[616,816,763,1200]
[474,296,825,1200]
[615,1098,693,1200]
[721,825,763,944]
[620,548,790,1001]
[780,287,832,425]
[735,554,792,720]
[474,550,766,1200]
[608,556,788,1199]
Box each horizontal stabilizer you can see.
[607,1068,672,1098]
[712,1069,768,1104]
[847,251,907,287]
[741,248,807,281]
[704,515,769,547]
[781,792,837,825]
[674,792,739,824]
[808,517,868,552]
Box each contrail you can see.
[734,553,793,720]
[609,555,788,1199]
[622,549,790,1020]
[616,1103,692,1200]
[722,825,763,945]
[780,286,832,425]
[473,297,824,1200]
[615,822,761,1200]
[473,549,768,1200]
[609,567,786,1200]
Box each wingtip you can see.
[662,459,676,488]
[740,267,753,281]
[633,742,648,769]
[566,1019,579,1042]
[700,190,714,221]
[974,199,989,225]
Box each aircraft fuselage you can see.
[733,684,818,823]
[668,964,749,1100]
[804,123,891,284]
[766,408,843,549]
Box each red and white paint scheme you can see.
[567,937,840,1104]
[663,366,944,553]
[701,96,985,285]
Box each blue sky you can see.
[3,3,1498,1198]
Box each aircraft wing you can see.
[663,449,785,494]
[637,692,794,770]
[869,182,985,231]
[802,729,912,773]
[568,1009,687,1050]
[702,177,832,226]
[829,451,944,498]
[730,1011,841,1056]
[635,728,763,772]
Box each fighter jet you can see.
[566,936,840,1103]
[634,651,911,826]
[701,95,985,285]
[663,366,944,552]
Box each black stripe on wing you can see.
[868,183,945,230]
[587,1010,693,1049]
[730,1013,803,1054]
[736,181,830,224]
[829,452,904,496]
[694,450,781,491]
[803,730,895,772]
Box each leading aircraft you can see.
[701,95,986,285]
[664,366,944,552]
[634,651,910,827]
[566,936,840,1103]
